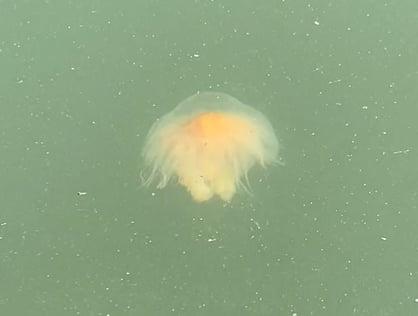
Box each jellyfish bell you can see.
[142,92,279,202]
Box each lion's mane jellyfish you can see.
[142,92,279,202]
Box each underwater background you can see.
[1,0,417,315]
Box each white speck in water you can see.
[393,149,410,155]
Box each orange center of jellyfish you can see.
[187,111,234,140]
[180,111,239,202]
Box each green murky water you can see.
[1,1,417,315]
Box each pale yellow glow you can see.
[142,92,279,202]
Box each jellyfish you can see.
[141,92,279,202]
